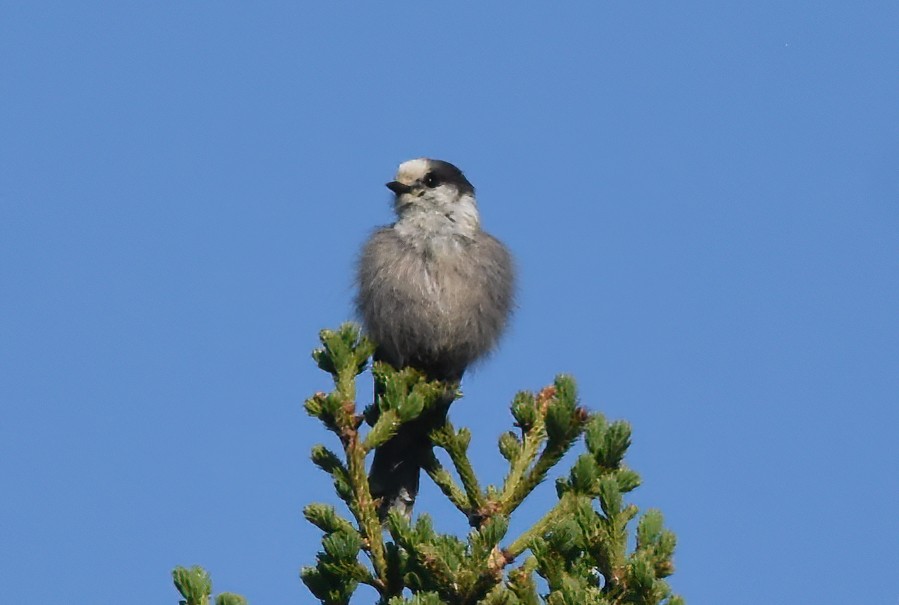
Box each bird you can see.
[355,158,515,519]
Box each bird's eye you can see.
[423,173,440,188]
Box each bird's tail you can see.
[369,420,428,520]
[368,391,453,521]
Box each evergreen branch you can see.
[174,324,686,604]
[331,350,389,591]
[506,557,540,605]
[421,450,470,515]
[345,429,389,587]
[430,422,485,513]
[498,393,546,513]
[503,493,577,559]
[173,566,212,605]
[305,325,395,598]
[297,324,685,604]
[502,442,565,515]
[499,378,588,517]
[172,566,246,605]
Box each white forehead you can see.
[394,158,430,184]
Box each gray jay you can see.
[356,158,515,519]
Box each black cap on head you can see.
[426,159,475,196]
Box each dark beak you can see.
[386,181,413,195]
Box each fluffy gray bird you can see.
[356,158,515,519]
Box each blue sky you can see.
[1,2,897,603]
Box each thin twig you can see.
[446,445,485,511]
[335,369,389,592]
[504,494,575,558]
[499,416,547,515]
[502,442,566,515]
[421,450,470,515]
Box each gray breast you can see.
[355,227,515,379]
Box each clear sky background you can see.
[1,2,897,604]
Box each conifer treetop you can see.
[171,323,684,605]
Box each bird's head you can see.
[387,158,480,235]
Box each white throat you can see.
[393,194,480,244]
